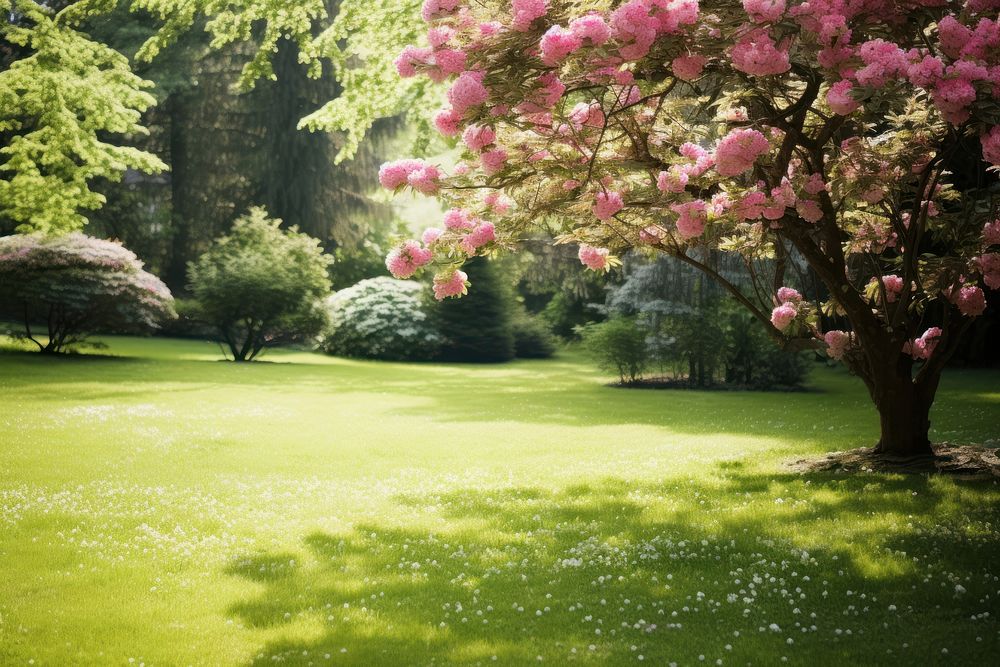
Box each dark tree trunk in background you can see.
[868,368,937,459]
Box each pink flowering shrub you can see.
[0,233,176,353]
[377,0,1000,455]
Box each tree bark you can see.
[868,362,938,459]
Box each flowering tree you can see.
[0,233,176,353]
[380,0,1000,459]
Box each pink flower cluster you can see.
[386,240,434,278]
[540,25,582,65]
[984,219,1000,247]
[448,70,490,115]
[731,30,790,76]
[610,0,699,61]
[868,274,904,303]
[462,124,496,152]
[379,159,442,194]
[671,200,707,239]
[569,14,611,45]
[906,327,942,361]
[715,129,770,177]
[770,286,802,331]
[578,244,610,271]
[511,0,548,32]
[593,190,624,220]
[824,330,852,360]
[952,284,986,317]
[672,55,707,81]
[978,253,1000,290]
[827,80,859,115]
[433,269,468,299]
[742,0,786,23]
[459,221,496,255]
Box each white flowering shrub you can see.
[321,277,441,361]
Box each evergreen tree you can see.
[435,256,514,363]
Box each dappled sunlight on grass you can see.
[1,336,998,664]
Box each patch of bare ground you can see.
[788,443,1000,479]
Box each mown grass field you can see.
[1,336,998,666]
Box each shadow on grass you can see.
[225,468,1000,665]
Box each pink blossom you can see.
[593,190,625,220]
[777,287,802,303]
[432,49,468,78]
[433,269,469,299]
[736,191,767,220]
[657,168,689,193]
[976,252,1000,289]
[984,219,1000,247]
[540,25,582,65]
[511,0,548,32]
[385,240,433,279]
[868,274,904,302]
[671,200,708,239]
[804,173,827,195]
[407,163,442,194]
[743,0,786,23]
[827,80,860,115]
[953,285,986,317]
[568,102,604,128]
[796,199,823,223]
[715,128,770,177]
[933,77,977,124]
[672,55,708,81]
[908,327,942,360]
[980,126,1000,166]
[484,191,513,214]
[937,16,970,59]
[462,124,496,152]
[770,303,797,331]
[395,45,432,78]
[459,221,497,255]
[731,31,790,76]
[907,54,944,88]
[480,148,509,174]
[443,208,475,230]
[379,159,430,190]
[421,0,460,22]
[448,71,489,114]
[433,107,463,136]
[421,227,444,245]
[824,330,852,360]
[569,14,611,45]
[578,244,610,271]
[856,39,907,87]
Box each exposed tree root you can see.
[788,443,1000,479]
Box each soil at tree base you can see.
[788,443,1000,479]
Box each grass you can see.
[0,335,998,666]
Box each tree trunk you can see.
[869,363,938,459]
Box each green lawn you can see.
[1,336,998,666]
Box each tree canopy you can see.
[377,0,1000,457]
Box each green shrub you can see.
[435,256,515,363]
[512,314,557,359]
[322,277,441,361]
[579,317,648,383]
[187,207,331,361]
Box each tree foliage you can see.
[380,0,1000,457]
[0,0,167,233]
[434,256,515,362]
[0,232,176,352]
[187,207,332,361]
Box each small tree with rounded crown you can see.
[380,0,1000,460]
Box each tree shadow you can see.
[224,468,1000,665]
